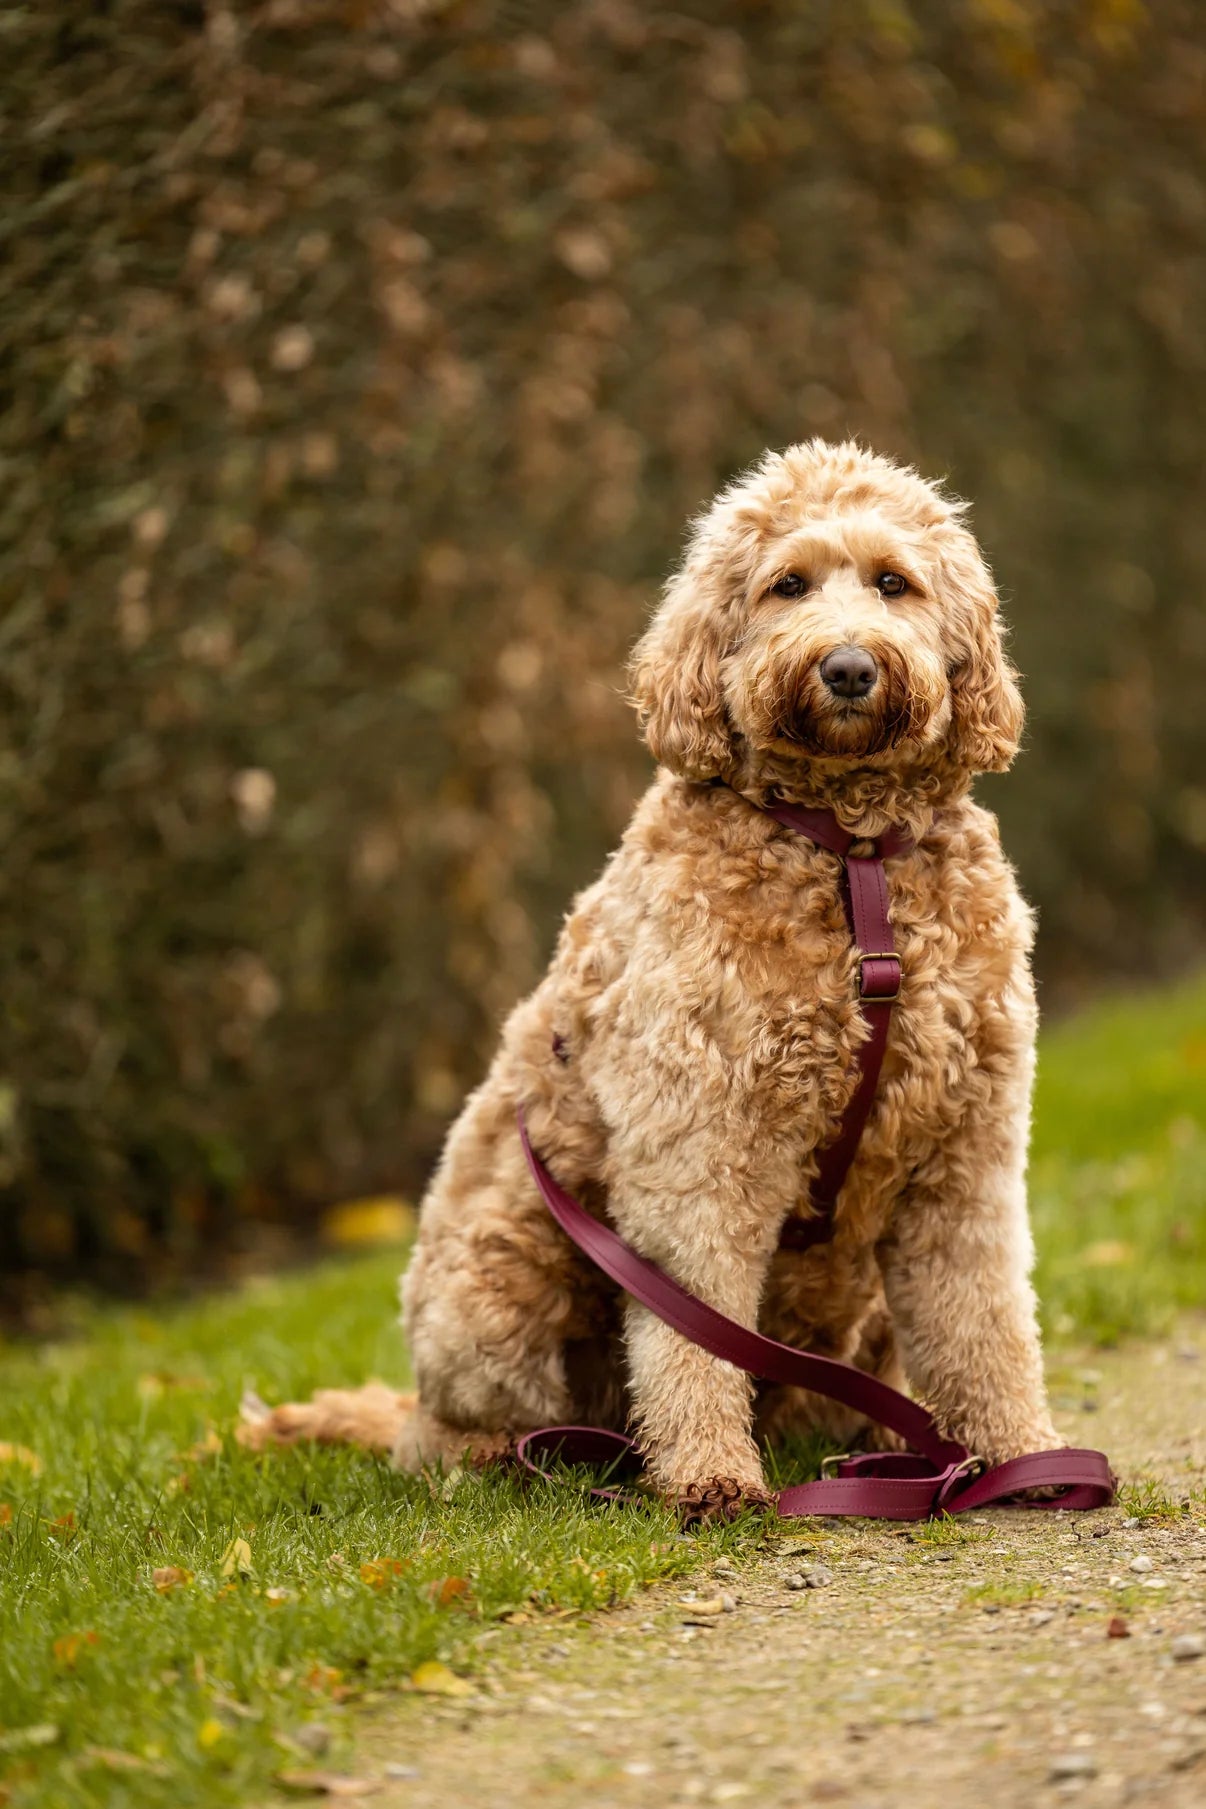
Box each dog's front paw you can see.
[674,1475,775,1528]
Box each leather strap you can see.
[751,795,911,1249]
[514,790,1114,1519]
[517,1112,1115,1518]
[518,1111,958,1464]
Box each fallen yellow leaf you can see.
[0,1503,12,1527]
[0,1724,60,1754]
[220,1536,253,1578]
[359,1557,408,1589]
[0,1442,43,1476]
[198,1719,224,1750]
[151,1566,194,1593]
[408,1660,473,1698]
[1080,1240,1135,1268]
[321,1197,415,1248]
[53,1631,99,1669]
[179,1428,223,1464]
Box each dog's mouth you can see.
[774,688,913,758]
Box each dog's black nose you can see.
[820,646,879,698]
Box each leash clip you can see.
[935,1452,986,1512]
[820,1450,854,1478]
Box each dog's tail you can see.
[236,1382,415,1455]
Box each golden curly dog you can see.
[241,439,1063,1519]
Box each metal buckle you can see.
[820,1451,854,1478]
[858,952,902,1002]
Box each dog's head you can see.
[630,441,1023,788]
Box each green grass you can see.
[962,1578,1048,1608]
[1030,974,1206,1343]
[905,1513,984,1547]
[1,975,1204,1806]
[0,1266,749,1808]
[1116,1475,1203,1522]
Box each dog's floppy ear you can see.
[628,561,731,778]
[941,528,1024,774]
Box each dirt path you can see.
[356,1334,1206,1808]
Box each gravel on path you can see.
[354,1332,1206,1809]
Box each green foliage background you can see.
[2,0,1204,1277]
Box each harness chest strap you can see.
[516,793,1115,1518]
[760,798,911,1248]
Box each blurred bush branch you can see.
[1,1,1203,1284]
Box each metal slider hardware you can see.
[857,952,902,1002]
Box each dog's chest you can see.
[747,841,1028,1139]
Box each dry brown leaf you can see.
[276,1772,382,1798]
[0,1442,42,1476]
[47,1512,78,1543]
[0,1503,12,1527]
[151,1566,193,1593]
[137,1372,211,1399]
[426,1575,470,1607]
[302,1664,345,1696]
[80,1747,170,1777]
[408,1660,472,1697]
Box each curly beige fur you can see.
[240,440,1061,1516]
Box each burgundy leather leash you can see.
[514,791,1115,1519]
[516,1114,1114,1518]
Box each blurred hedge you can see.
[2,0,1204,1284]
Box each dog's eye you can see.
[877,572,908,597]
[771,573,809,598]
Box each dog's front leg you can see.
[877,1122,1062,1466]
[605,1129,797,1524]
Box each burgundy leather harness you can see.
[516,791,1115,1519]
